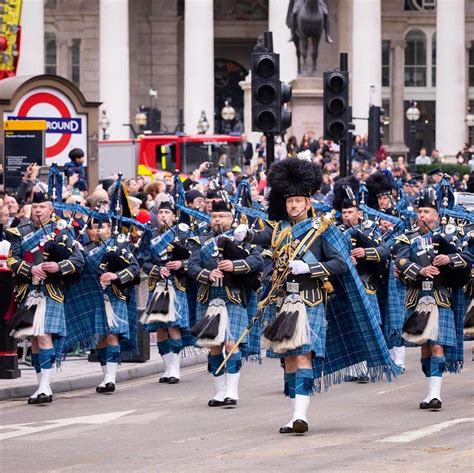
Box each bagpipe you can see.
[347,223,388,278]
[216,234,261,292]
[143,225,191,324]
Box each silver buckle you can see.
[422,280,433,291]
[286,282,300,294]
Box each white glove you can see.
[233,224,249,242]
[289,260,310,275]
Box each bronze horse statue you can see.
[289,0,330,76]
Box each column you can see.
[388,40,408,153]
[17,0,44,75]
[100,0,130,140]
[436,0,466,159]
[184,0,214,134]
[268,0,298,84]
[351,0,382,136]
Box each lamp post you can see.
[98,109,110,140]
[134,108,147,134]
[405,100,420,165]
[465,108,474,147]
[197,110,210,134]
[220,99,236,134]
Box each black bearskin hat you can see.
[416,186,438,211]
[365,172,393,209]
[332,176,360,212]
[267,158,322,221]
[211,200,232,213]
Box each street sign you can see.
[2,120,46,191]
[4,87,88,165]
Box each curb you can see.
[0,352,208,401]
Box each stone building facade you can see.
[17,0,474,158]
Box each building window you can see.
[405,30,427,87]
[44,32,57,75]
[431,33,436,87]
[382,40,390,87]
[469,46,474,87]
[70,39,81,88]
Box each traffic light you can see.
[251,51,292,133]
[323,70,349,141]
[368,105,385,154]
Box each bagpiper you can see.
[188,200,263,407]
[141,201,192,384]
[233,157,398,434]
[6,171,84,404]
[395,186,473,410]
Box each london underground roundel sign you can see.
[4,87,88,165]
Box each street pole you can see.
[266,132,275,170]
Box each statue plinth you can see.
[288,77,324,141]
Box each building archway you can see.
[214,58,248,134]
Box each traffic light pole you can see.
[265,132,275,169]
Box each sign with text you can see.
[3,120,46,191]
[4,87,88,165]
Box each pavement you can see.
[0,344,208,401]
[0,343,472,472]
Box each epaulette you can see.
[394,234,410,244]
[5,227,21,237]
[188,235,201,246]
[266,220,278,229]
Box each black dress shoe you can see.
[28,393,53,405]
[96,385,107,394]
[208,399,225,407]
[167,377,180,384]
[428,398,442,410]
[223,397,237,407]
[292,419,309,434]
[105,382,115,392]
[159,377,169,383]
[419,401,430,409]
[279,426,294,434]
[344,375,357,382]
[356,375,370,383]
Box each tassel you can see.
[463,299,474,337]
[262,295,310,353]
[402,296,439,344]
[142,282,177,324]
[190,298,228,348]
[104,295,118,328]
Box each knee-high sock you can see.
[36,348,55,397]
[168,338,183,379]
[31,352,41,384]
[104,345,120,384]
[293,368,313,423]
[96,347,108,386]
[428,356,445,401]
[208,354,226,401]
[158,339,172,377]
[421,356,431,402]
[225,352,242,400]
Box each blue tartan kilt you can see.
[265,302,326,359]
[196,286,248,344]
[100,287,130,339]
[367,292,381,325]
[404,290,457,348]
[43,296,67,338]
[142,286,190,332]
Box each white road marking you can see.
[0,410,134,440]
[379,417,474,443]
